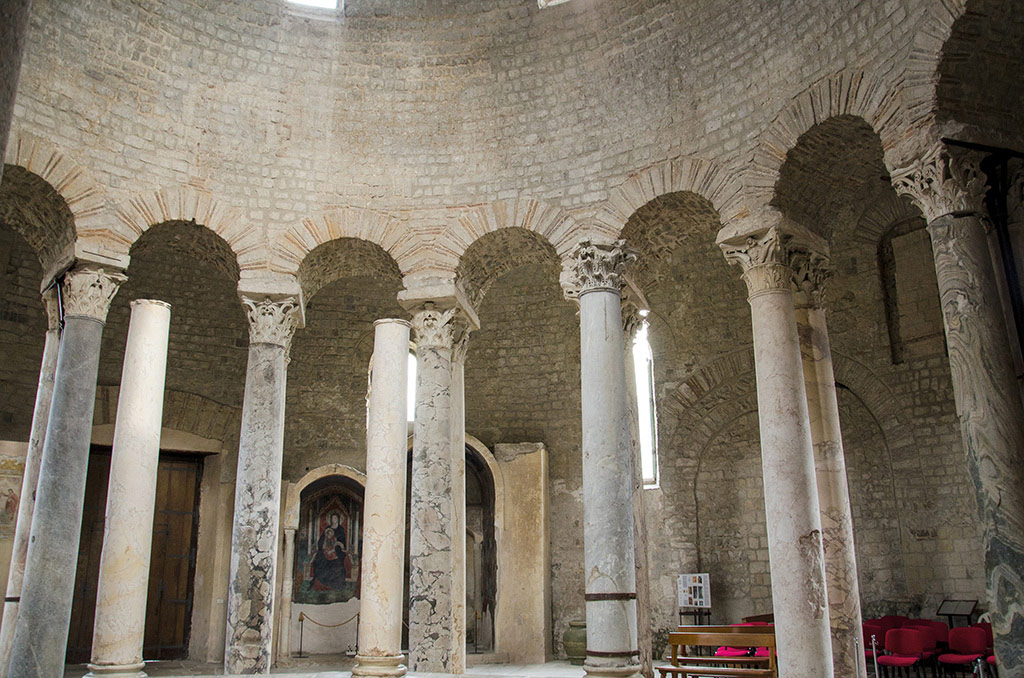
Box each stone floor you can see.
[65,657,587,678]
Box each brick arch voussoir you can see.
[594,155,747,242]
[748,69,905,207]
[4,130,106,267]
[97,185,259,273]
[272,206,419,280]
[442,197,579,266]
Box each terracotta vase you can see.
[563,620,587,665]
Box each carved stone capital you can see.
[570,240,637,295]
[242,296,300,348]
[891,145,988,223]
[720,226,794,297]
[412,305,458,350]
[452,325,472,364]
[61,265,127,322]
[621,298,646,342]
[791,250,832,310]
[42,288,61,331]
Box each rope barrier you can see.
[298,611,360,628]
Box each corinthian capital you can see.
[242,296,300,348]
[42,288,61,331]
[570,240,637,295]
[62,265,127,322]
[412,305,458,350]
[791,250,832,310]
[720,226,794,296]
[891,146,988,223]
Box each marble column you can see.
[224,296,299,675]
[793,257,864,678]
[0,290,60,678]
[720,226,834,678]
[449,328,469,674]
[621,303,653,677]
[8,265,126,678]
[277,527,296,665]
[571,241,641,678]
[407,304,464,673]
[85,299,171,677]
[893,147,1024,673]
[354,319,410,678]
[0,0,32,187]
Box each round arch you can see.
[284,464,366,532]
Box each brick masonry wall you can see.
[0,224,46,441]
[463,261,582,654]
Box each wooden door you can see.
[66,449,202,663]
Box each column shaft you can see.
[796,301,863,678]
[87,300,171,677]
[449,335,468,675]
[224,296,297,675]
[579,288,639,678]
[0,291,60,678]
[277,528,296,665]
[8,266,125,678]
[408,308,457,672]
[354,319,410,678]
[928,214,1024,670]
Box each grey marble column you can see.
[721,226,834,678]
[0,0,32,187]
[354,319,410,678]
[0,290,60,678]
[894,147,1024,673]
[86,299,171,678]
[7,265,126,678]
[571,241,641,678]
[793,257,864,678]
[224,296,300,675]
[621,304,653,677]
[407,305,462,673]
[449,328,469,675]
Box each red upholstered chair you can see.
[937,626,986,674]
[903,622,938,659]
[877,628,925,677]
[926,620,949,649]
[714,623,761,658]
[972,622,993,653]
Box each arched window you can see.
[632,320,659,487]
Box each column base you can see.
[583,659,643,678]
[84,661,146,678]
[353,653,408,677]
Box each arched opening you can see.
[289,474,366,655]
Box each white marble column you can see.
[720,226,834,678]
[8,264,127,678]
[85,299,171,678]
[0,290,61,678]
[406,304,464,673]
[792,257,864,678]
[354,319,410,678]
[893,147,1024,673]
[224,296,300,675]
[621,304,653,677]
[571,241,641,678]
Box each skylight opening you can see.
[287,0,338,9]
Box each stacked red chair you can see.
[972,622,993,654]
[877,628,926,677]
[937,626,986,675]
[864,621,886,664]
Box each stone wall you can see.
[284,275,404,481]
[0,225,45,441]
[463,262,581,654]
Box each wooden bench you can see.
[656,626,777,678]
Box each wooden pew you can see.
[656,626,777,678]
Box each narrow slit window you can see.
[287,0,338,8]
[633,321,659,487]
[407,351,417,423]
